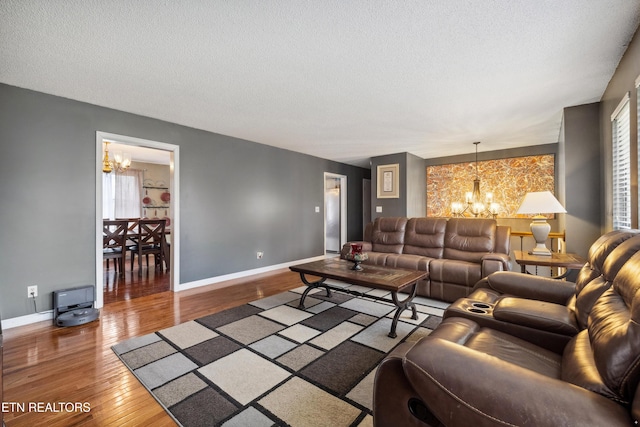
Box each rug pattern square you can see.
[159,320,219,349]
[258,376,362,427]
[216,315,285,345]
[249,334,299,358]
[198,348,291,405]
[112,284,445,426]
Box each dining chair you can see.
[116,217,140,235]
[116,217,140,248]
[128,218,166,276]
[103,220,128,277]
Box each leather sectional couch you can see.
[341,217,511,302]
[373,229,640,426]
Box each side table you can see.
[513,250,587,279]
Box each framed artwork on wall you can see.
[426,154,555,218]
[377,163,399,198]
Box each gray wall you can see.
[369,152,425,220]
[0,84,369,319]
[406,152,427,218]
[561,103,602,257]
[370,153,407,219]
[600,26,640,230]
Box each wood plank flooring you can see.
[3,269,306,426]
[103,257,171,304]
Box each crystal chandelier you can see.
[102,142,132,174]
[450,142,500,218]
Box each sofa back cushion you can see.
[575,230,640,294]
[563,250,640,407]
[403,218,447,257]
[371,217,408,254]
[573,233,640,329]
[443,218,496,263]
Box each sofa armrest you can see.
[481,252,511,275]
[493,297,579,335]
[473,271,576,304]
[402,336,632,426]
[373,342,437,427]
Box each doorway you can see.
[95,132,180,308]
[324,173,347,254]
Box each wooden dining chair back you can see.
[129,218,166,275]
[116,218,140,235]
[116,217,140,247]
[103,220,128,277]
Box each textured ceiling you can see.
[2,1,639,167]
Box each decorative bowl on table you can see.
[344,251,368,271]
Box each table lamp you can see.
[516,191,566,256]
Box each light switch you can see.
[376,206,382,213]
[315,206,320,213]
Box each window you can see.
[102,169,143,219]
[612,93,631,230]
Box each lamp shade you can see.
[516,191,566,215]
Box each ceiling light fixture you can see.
[102,142,131,174]
[450,142,500,218]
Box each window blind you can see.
[612,93,631,230]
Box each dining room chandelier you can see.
[450,142,500,218]
[102,141,131,174]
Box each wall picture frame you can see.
[377,163,399,198]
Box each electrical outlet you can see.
[27,285,38,298]
[257,251,264,259]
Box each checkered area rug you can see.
[112,282,447,427]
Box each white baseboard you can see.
[176,255,328,292]
[4,310,54,329]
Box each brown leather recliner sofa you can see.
[373,231,640,426]
[444,229,640,352]
[341,217,511,302]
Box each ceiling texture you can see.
[2,1,640,168]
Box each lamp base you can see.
[529,217,552,256]
[529,246,552,256]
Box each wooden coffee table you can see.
[289,259,428,338]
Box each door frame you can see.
[95,131,180,308]
[323,172,347,254]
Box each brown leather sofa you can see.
[341,217,511,302]
[444,229,640,352]
[373,234,640,426]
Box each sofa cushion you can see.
[443,218,496,262]
[371,217,407,254]
[423,317,563,380]
[429,258,482,287]
[384,253,431,271]
[561,331,617,400]
[402,217,446,258]
[563,251,640,406]
[365,252,391,266]
[573,234,640,329]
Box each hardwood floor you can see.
[3,269,305,426]
[103,255,171,304]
